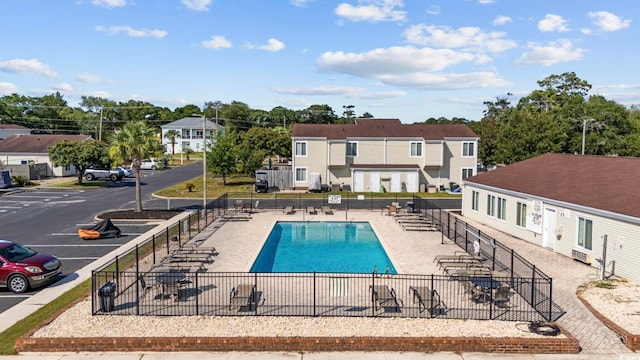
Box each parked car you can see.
[85,165,124,181]
[116,166,135,178]
[139,158,166,170]
[0,240,62,293]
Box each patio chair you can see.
[321,206,334,215]
[229,284,264,311]
[492,284,511,306]
[370,285,403,312]
[138,275,157,299]
[234,199,243,212]
[283,206,296,215]
[386,205,399,216]
[306,206,318,215]
[409,286,445,316]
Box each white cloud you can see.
[290,0,314,7]
[95,25,167,38]
[0,82,19,95]
[272,85,405,99]
[377,72,509,90]
[76,73,103,83]
[52,82,73,92]
[477,0,494,4]
[91,0,126,9]
[201,35,232,49]
[538,14,569,32]
[258,38,285,52]
[493,15,512,26]
[317,46,479,76]
[426,6,439,16]
[0,59,57,77]
[581,28,593,35]
[404,25,517,53]
[516,39,584,66]
[181,0,212,12]
[335,0,406,23]
[588,11,631,32]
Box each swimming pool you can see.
[250,221,397,274]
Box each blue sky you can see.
[1,0,638,123]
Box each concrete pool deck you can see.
[200,209,447,275]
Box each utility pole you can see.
[581,119,594,155]
[98,107,103,141]
[202,113,207,211]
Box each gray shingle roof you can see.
[0,134,92,153]
[291,118,477,140]
[464,153,640,219]
[162,116,223,129]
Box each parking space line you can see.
[58,257,101,260]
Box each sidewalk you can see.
[1,351,627,359]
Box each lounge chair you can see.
[492,284,511,306]
[283,206,296,215]
[234,199,243,212]
[229,284,264,311]
[386,205,399,216]
[370,285,403,312]
[409,286,445,316]
[306,206,318,215]
[321,206,334,215]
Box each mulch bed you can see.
[97,209,183,220]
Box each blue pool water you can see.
[250,221,397,274]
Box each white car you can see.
[116,166,135,178]
[139,158,166,170]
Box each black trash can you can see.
[405,201,414,214]
[98,281,116,312]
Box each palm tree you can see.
[109,121,161,212]
[164,129,181,155]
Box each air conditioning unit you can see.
[571,248,592,264]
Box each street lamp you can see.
[581,119,594,155]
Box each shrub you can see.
[11,175,35,187]
[185,182,196,192]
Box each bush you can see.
[185,182,196,192]
[11,175,35,187]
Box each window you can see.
[486,194,495,216]
[497,197,506,220]
[346,142,358,157]
[295,167,307,182]
[462,142,475,157]
[182,130,190,138]
[461,168,473,179]
[295,142,307,156]
[578,217,593,250]
[410,142,422,157]
[194,130,203,139]
[516,202,527,227]
[471,191,479,211]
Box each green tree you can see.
[48,140,110,184]
[164,129,181,155]
[207,130,238,185]
[109,121,162,212]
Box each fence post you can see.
[188,214,192,240]
[254,273,258,316]
[195,272,200,316]
[135,246,140,315]
[115,255,119,292]
[430,274,435,318]
[152,234,156,265]
[313,272,317,317]
[531,265,537,308]
[548,278,553,321]
[91,270,96,315]
[165,227,170,253]
[371,272,376,317]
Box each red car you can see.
[0,240,62,293]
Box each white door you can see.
[353,172,364,192]
[369,172,380,192]
[390,172,401,192]
[542,208,556,250]
[406,172,418,193]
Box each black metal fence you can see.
[413,195,566,321]
[90,193,565,322]
[94,270,550,322]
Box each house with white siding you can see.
[160,116,224,154]
[461,153,640,283]
[291,118,478,192]
[0,134,93,177]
